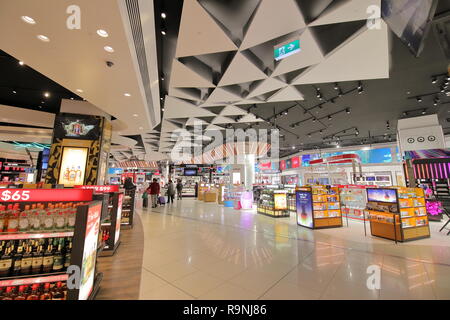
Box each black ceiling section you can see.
[0,49,82,115]
[123,134,145,148]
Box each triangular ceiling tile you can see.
[170,59,215,88]
[205,124,226,131]
[309,0,381,27]
[240,0,306,50]
[176,0,238,58]
[161,120,182,133]
[212,116,236,124]
[272,29,324,77]
[202,106,226,115]
[247,77,286,98]
[267,85,304,102]
[204,87,242,104]
[220,105,248,116]
[186,118,208,126]
[238,114,264,123]
[292,20,389,85]
[234,98,264,105]
[164,96,216,119]
[218,52,267,86]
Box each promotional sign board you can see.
[0,189,93,202]
[53,113,101,140]
[74,185,119,193]
[79,203,101,300]
[58,147,88,187]
[115,193,123,245]
[296,191,313,228]
[367,188,397,203]
[108,168,123,175]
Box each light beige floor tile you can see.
[150,259,199,282]
[197,259,248,281]
[198,283,259,300]
[172,271,225,298]
[260,280,322,300]
[139,268,168,297]
[228,269,283,296]
[140,283,194,300]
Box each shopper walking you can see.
[148,178,160,208]
[176,179,183,200]
[167,179,175,204]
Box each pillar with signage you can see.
[44,113,112,187]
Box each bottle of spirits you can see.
[1,287,14,300]
[64,238,72,269]
[43,206,55,231]
[31,244,44,274]
[0,244,12,277]
[14,285,27,300]
[26,284,40,300]
[40,283,52,300]
[0,205,6,232]
[54,207,66,231]
[12,241,23,276]
[51,282,65,300]
[42,240,54,273]
[64,167,70,181]
[69,166,77,182]
[52,239,64,272]
[20,242,33,275]
[6,204,19,233]
[19,205,31,232]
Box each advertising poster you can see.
[296,191,313,228]
[115,193,123,245]
[58,147,88,187]
[53,114,101,140]
[280,160,286,171]
[291,156,300,168]
[274,193,287,210]
[79,203,101,300]
[367,188,397,203]
[285,159,292,170]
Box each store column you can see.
[45,112,112,187]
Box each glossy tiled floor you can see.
[138,199,450,300]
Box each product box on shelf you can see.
[0,189,103,300]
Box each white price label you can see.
[1,190,30,201]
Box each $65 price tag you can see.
[1,190,30,201]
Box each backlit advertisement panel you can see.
[58,147,88,187]
[296,191,313,228]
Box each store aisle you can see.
[137,199,450,300]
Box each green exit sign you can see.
[274,40,301,61]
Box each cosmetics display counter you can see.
[0,188,103,300]
[296,186,343,229]
[365,187,430,242]
[339,185,367,220]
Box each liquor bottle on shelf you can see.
[18,205,31,233]
[0,243,12,277]
[66,205,76,230]
[1,287,14,300]
[64,238,72,269]
[30,204,41,232]
[6,204,19,233]
[54,207,66,231]
[14,285,27,300]
[42,207,55,231]
[26,284,40,300]
[42,240,54,273]
[40,283,52,300]
[31,243,44,274]
[20,242,33,275]
[0,205,6,233]
[52,239,64,272]
[12,241,23,276]
[51,282,65,300]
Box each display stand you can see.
[339,185,367,220]
[365,187,430,242]
[121,189,135,229]
[0,189,103,300]
[257,190,289,218]
[296,186,343,229]
[99,192,122,256]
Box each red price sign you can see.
[0,189,93,202]
[74,185,119,193]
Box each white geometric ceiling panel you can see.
[168,87,202,102]
[238,114,264,123]
[272,29,324,77]
[186,118,208,126]
[292,19,389,85]
[267,85,304,102]
[234,98,264,105]
[212,116,236,124]
[204,87,242,104]
[309,0,381,27]
[170,59,215,88]
[164,96,216,119]
[220,105,248,116]
[176,0,238,58]
[247,77,286,99]
[240,0,306,51]
[205,124,225,131]
[218,52,267,86]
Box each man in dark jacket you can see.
[148,178,160,208]
[176,180,183,200]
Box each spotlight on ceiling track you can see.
[43,92,50,98]
[417,97,422,103]
[346,108,350,114]
[358,82,362,90]
[19,61,25,66]
[161,12,167,19]
[432,77,437,84]
[334,83,339,90]
[312,118,316,122]
[358,87,364,94]
[21,16,36,24]
[328,115,332,121]
[161,30,166,36]
[422,109,426,115]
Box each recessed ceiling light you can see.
[161,108,165,112]
[104,46,114,53]
[70,97,74,100]
[124,93,131,97]
[96,29,109,37]
[37,35,50,42]
[43,92,50,98]
[161,30,166,36]
[161,12,167,19]
[133,114,138,117]
[76,89,83,93]
[21,16,36,24]
[139,127,143,130]
[12,90,17,94]
[19,61,25,66]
